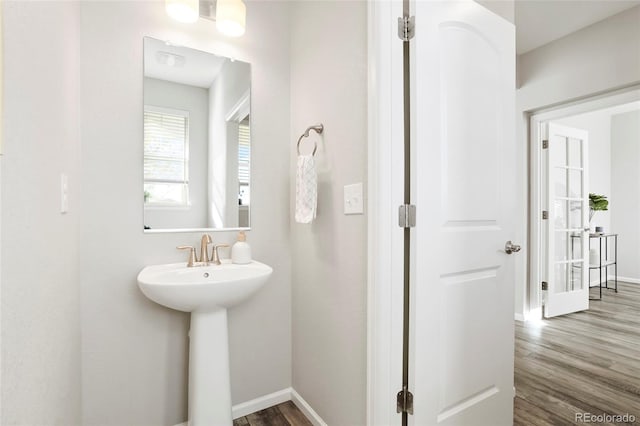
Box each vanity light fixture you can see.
[215,0,246,37]
[165,0,247,38]
[165,0,199,23]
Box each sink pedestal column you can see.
[189,309,232,425]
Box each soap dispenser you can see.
[231,231,252,264]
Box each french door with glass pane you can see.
[544,123,589,318]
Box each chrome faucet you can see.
[200,234,212,265]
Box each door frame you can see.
[527,87,640,319]
[366,0,405,424]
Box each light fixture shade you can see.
[166,0,199,23]
[216,0,246,37]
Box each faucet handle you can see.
[212,244,230,265]
[177,246,197,267]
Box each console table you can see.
[572,233,618,300]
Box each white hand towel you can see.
[295,155,317,224]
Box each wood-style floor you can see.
[515,281,640,425]
[233,401,312,426]
[237,282,640,426]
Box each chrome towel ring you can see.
[296,124,324,156]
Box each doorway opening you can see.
[515,87,640,424]
[527,87,640,318]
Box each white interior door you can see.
[543,123,589,318]
[411,1,516,425]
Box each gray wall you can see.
[290,1,368,424]
[611,110,640,281]
[144,77,209,229]
[79,1,291,424]
[1,1,82,424]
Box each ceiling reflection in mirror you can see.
[143,37,251,232]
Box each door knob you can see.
[505,241,521,255]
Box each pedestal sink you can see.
[137,260,273,426]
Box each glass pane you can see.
[554,261,583,293]
[554,263,569,293]
[555,232,584,261]
[144,182,188,205]
[555,232,568,262]
[568,169,583,198]
[568,234,583,261]
[553,199,568,229]
[556,136,567,167]
[144,158,186,182]
[570,261,583,291]
[238,121,251,185]
[553,168,568,198]
[569,200,583,229]
[144,111,187,159]
[144,136,186,158]
[239,184,250,206]
[569,137,582,168]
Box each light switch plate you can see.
[344,182,364,215]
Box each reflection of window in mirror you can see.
[238,115,250,206]
[238,115,250,228]
[144,106,190,207]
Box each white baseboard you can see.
[291,388,328,426]
[232,387,293,419]
[514,313,525,322]
[589,276,640,286]
[173,387,327,425]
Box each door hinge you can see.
[399,204,416,228]
[397,387,414,415]
[542,210,549,220]
[398,16,415,41]
[542,281,548,291]
[542,139,549,149]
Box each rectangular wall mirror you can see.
[143,37,251,232]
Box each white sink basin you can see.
[137,260,272,312]
[137,259,273,425]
